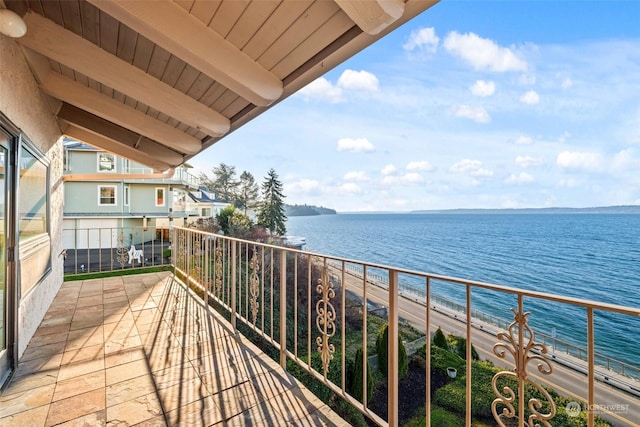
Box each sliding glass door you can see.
[0,132,10,384]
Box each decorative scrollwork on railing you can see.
[249,245,260,325]
[115,230,128,268]
[193,236,202,281]
[214,241,223,298]
[176,230,186,270]
[492,308,556,427]
[315,266,336,376]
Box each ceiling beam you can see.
[41,72,202,155]
[88,0,283,107]
[57,103,184,167]
[334,0,405,35]
[63,125,172,172]
[19,12,230,137]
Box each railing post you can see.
[231,240,237,331]
[279,249,287,368]
[388,269,399,427]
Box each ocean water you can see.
[286,213,640,367]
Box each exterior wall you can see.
[0,36,64,357]
[129,184,170,215]
[64,181,124,214]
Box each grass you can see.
[63,265,172,281]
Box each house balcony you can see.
[2,227,639,426]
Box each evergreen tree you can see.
[211,163,238,203]
[236,171,260,215]
[257,168,287,236]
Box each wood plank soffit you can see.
[88,0,283,106]
[19,12,230,137]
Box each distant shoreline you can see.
[337,205,640,215]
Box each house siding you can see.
[1,36,64,357]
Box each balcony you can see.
[2,226,639,426]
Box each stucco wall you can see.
[0,36,64,357]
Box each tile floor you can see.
[0,271,347,426]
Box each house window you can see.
[201,207,211,217]
[19,145,49,241]
[124,185,130,206]
[155,187,165,206]
[98,185,116,205]
[97,152,116,172]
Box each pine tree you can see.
[237,171,260,215]
[257,168,287,236]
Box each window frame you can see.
[123,185,130,207]
[98,185,117,206]
[155,187,166,207]
[97,152,116,173]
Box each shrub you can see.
[350,347,374,403]
[447,335,480,361]
[433,327,448,350]
[375,323,408,380]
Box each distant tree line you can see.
[285,204,337,216]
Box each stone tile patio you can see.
[0,272,347,426]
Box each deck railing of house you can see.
[62,226,640,426]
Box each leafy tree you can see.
[211,163,238,203]
[236,171,260,215]
[375,322,408,380]
[257,168,287,236]
[216,205,253,237]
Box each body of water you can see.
[286,213,640,368]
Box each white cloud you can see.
[443,31,528,72]
[403,27,439,53]
[515,136,534,145]
[382,173,424,185]
[561,77,573,90]
[337,183,361,194]
[557,178,580,188]
[556,151,602,172]
[337,69,379,92]
[612,148,640,171]
[381,164,397,175]
[520,90,540,105]
[470,80,496,97]
[450,105,491,123]
[515,155,543,168]
[450,159,494,177]
[298,77,343,103]
[558,132,571,143]
[286,179,322,195]
[406,160,433,171]
[344,171,369,181]
[337,137,375,153]
[505,172,534,184]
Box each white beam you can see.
[57,103,184,166]
[89,0,283,107]
[335,0,405,35]
[63,125,172,172]
[19,12,230,137]
[41,72,202,155]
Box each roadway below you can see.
[334,268,640,427]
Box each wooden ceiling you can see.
[5,0,438,171]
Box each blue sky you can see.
[191,1,640,212]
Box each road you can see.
[334,267,640,427]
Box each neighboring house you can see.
[62,140,200,249]
[188,186,232,220]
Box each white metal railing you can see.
[62,226,171,275]
[124,166,200,187]
[172,227,640,426]
[332,260,640,382]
